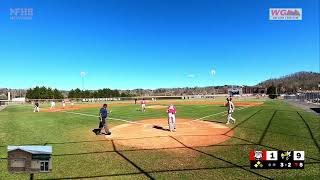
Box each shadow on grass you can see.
[236,126,315,141]
[34,161,320,180]
[168,136,272,180]
[223,109,263,135]
[111,140,155,180]
[310,108,320,114]
[52,143,254,157]
[297,112,320,152]
[35,165,248,180]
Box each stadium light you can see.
[80,71,87,90]
[211,69,216,98]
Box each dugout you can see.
[7,146,52,173]
[228,88,243,96]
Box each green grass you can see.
[0,99,319,179]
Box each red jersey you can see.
[167,105,176,114]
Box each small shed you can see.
[7,146,52,173]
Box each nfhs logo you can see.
[10,8,33,20]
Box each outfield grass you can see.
[0,99,319,179]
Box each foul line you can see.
[192,106,250,121]
[59,111,143,125]
[59,105,253,126]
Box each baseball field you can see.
[0,99,319,179]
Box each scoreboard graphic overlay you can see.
[250,150,304,169]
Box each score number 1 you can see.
[266,151,278,161]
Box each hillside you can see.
[257,71,320,93]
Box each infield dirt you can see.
[106,119,234,149]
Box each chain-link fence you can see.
[283,92,320,104]
[0,100,9,106]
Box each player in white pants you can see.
[62,100,66,109]
[226,97,236,124]
[167,104,177,132]
[34,101,40,112]
[50,101,56,109]
[141,98,146,112]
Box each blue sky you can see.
[0,0,319,90]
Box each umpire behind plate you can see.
[99,104,111,135]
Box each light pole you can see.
[211,69,216,99]
[80,72,86,90]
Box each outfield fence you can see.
[25,94,266,104]
[0,100,25,106]
[25,96,184,104]
[0,100,7,106]
[283,92,320,104]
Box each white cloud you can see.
[187,74,195,78]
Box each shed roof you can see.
[8,146,52,154]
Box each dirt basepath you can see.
[106,119,233,149]
[146,105,167,109]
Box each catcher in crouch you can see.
[167,104,177,132]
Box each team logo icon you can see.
[254,151,263,160]
[281,151,291,161]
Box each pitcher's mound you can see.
[107,119,234,149]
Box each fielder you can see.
[167,104,177,132]
[50,100,56,109]
[141,98,146,112]
[62,100,66,109]
[34,101,40,112]
[226,97,236,124]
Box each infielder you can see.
[34,101,40,112]
[226,97,236,124]
[141,98,146,112]
[50,100,56,109]
[167,104,177,132]
[62,100,66,109]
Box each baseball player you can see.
[226,97,236,124]
[34,101,40,112]
[62,100,66,109]
[167,104,177,132]
[50,100,56,109]
[141,98,146,112]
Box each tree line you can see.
[26,87,133,99]
[68,88,132,98]
[258,71,320,93]
[26,86,64,99]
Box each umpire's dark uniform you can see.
[100,105,111,134]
